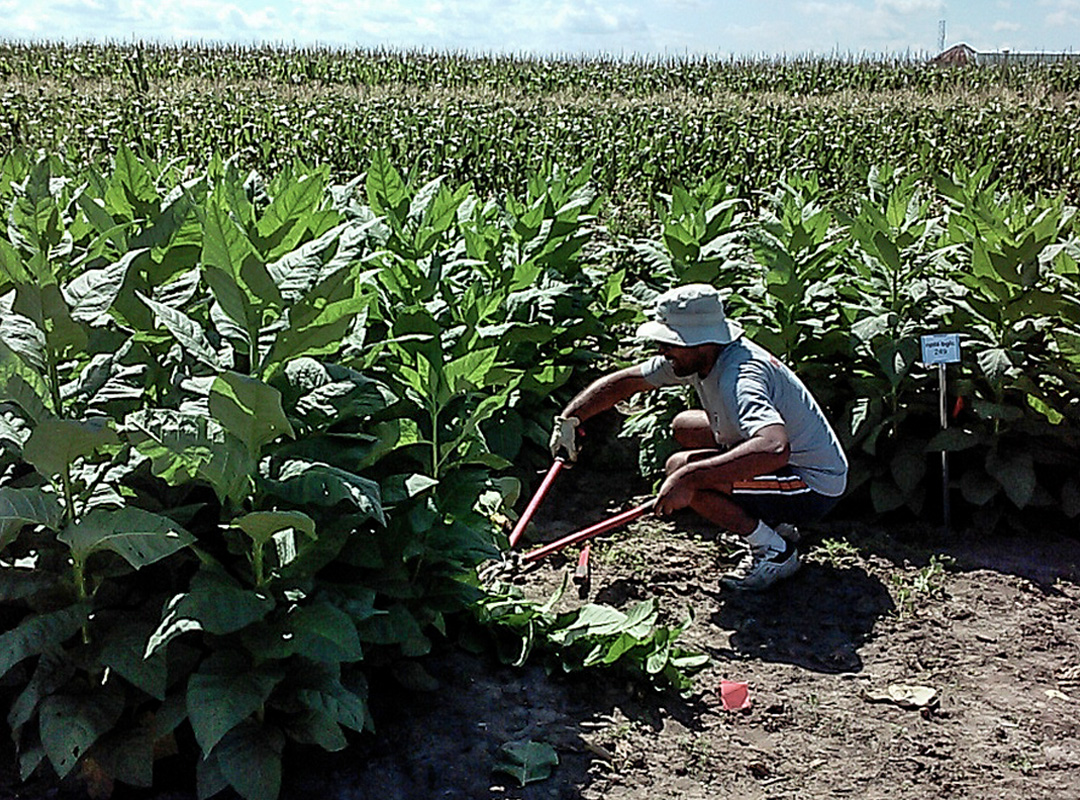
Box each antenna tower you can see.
[938,19,947,52]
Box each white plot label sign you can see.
[920,333,961,365]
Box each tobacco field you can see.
[0,43,1079,800]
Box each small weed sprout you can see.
[809,537,860,568]
[891,554,955,618]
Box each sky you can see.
[2,0,1078,59]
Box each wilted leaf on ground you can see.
[493,740,559,786]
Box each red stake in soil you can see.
[522,500,656,563]
[508,459,565,547]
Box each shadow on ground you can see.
[709,561,894,674]
[827,518,1080,593]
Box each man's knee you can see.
[665,451,691,474]
[672,410,713,449]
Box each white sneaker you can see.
[775,522,801,543]
[721,540,801,591]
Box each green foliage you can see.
[629,162,1080,527]
[2,49,1080,795]
[472,581,709,695]
[494,740,560,786]
[0,149,633,800]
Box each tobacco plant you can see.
[0,149,700,800]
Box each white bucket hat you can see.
[636,283,743,346]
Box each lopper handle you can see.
[507,459,565,548]
[522,499,655,563]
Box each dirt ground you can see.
[294,463,1080,800]
[4,465,1080,800]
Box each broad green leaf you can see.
[263,312,355,375]
[242,602,363,663]
[23,417,119,479]
[645,628,673,674]
[233,510,315,546]
[74,191,125,248]
[197,748,229,800]
[493,740,559,787]
[88,723,155,788]
[596,632,642,666]
[296,682,372,734]
[209,372,294,454]
[281,357,393,431]
[0,565,55,601]
[202,264,255,340]
[63,248,146,326]
[187,670,281,754]
[109,144,159,217]
[124,409,255,504]
[961,468,1000,506]
[202,199,256,283]
[265,222,348,301]
[215,722,284,800]
[0,337,53,422]
[98,621,168,700]
[890,443,927,497]
[446,347,499,394]
[257,172,325,242]
[8,649,73,735]
[619,599,660,638]
[870,479,905,514]
[379,474,440,505]
[970,398,1024,422]
[0,311,46,372]
[872,231,901,271]
[57,507,194,568]
[203,198,283,325]
[0,605,87,681]
[0,487,64,550]
[986,450,1036,509]
[287,708,347,752]
[976,347,1014,387]
[146,566,274,657]
[354,604,426,651]
[259,460,384,525]
[1052,328,1080,364]
[365,151,406,214]
[925,428,982,452]
[138,291,224,370]
[40,691,125,779]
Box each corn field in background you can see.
[0,41,1079,800]
[3,42,1080,236]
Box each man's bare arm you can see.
[559,364,655,424]
[655,424,791,515]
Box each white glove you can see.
[549,415,581,462]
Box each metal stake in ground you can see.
[920,333,961,531]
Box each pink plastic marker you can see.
[720,680,751,711]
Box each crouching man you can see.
[549,283,848,591]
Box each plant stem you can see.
[253,541,265,587]
[47,345,78,525]
[430,402,440,478]
[74,559,91,644]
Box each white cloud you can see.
[792,0,945,53]
[992,20,1021,32]
[1039,0,1080,28]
